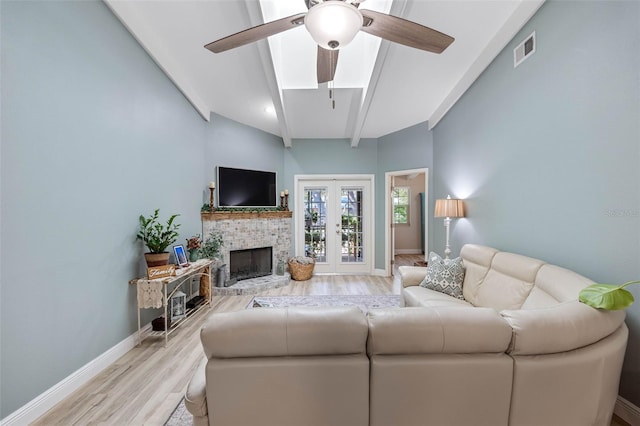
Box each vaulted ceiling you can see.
[105,0,544,147]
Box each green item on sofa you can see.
[579,280,639,310]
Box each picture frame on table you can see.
[173,244,189,267]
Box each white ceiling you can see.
[105,0,544,147]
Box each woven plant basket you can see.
[288,258,315,281]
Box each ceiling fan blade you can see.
[317,46,339,84]
[205,13,306,53]
[360,10,454,54]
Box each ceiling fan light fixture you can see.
[304,1,363,50]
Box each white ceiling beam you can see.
[243,1,292,147]
[104,0,211,122]
[428,0,545,129]
[350,0,409,148]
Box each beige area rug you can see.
[165,399,190,426]
[249,294,404,313]
[165,294,402,425]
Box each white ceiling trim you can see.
[243,0,292,147]
[428,0,546,130]
[104,0,211,121]
[350,0,408,148]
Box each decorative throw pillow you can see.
[419,252,465,300]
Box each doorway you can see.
[385,169,428,276]
[295,175,374,274]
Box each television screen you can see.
[217,167,277,207]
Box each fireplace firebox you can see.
[229,247,273,282]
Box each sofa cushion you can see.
[403,286,472,308]
[460,244,499,304]
[398,265,428,288]
[201,306,368,359]
[367,307,512,355]
[185,357,208,419]
[473,252,545,310]
[522,264,595,309]
[500,301,626,355]
[419,252,465,299]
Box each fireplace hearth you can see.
[229,247,273,282]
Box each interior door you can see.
[297,177,372,274]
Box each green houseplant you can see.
[200,231,224,260]
[579,280,639,310]
[137,209,181,266]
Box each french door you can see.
[295,176,373,274]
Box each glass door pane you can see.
[340,188,364,263]
[303,188,327,262]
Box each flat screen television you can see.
[217,166,277,208]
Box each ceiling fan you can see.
[204,0,454,84]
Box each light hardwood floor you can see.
[33,271,400,425]
[33,255,630,426]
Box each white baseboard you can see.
[373,268,388,277]
[615,395,640,425]
[394,249,423,255]
[0,324,150,426]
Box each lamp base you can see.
[443,217,452,259]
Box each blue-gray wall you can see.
[433,0,640,406]
[0,0,283,417]
[206,112,285,210]
[378,122,435,261]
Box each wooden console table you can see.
[129,259,213,347]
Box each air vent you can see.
[514,31,536,68]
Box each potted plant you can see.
[200,231,224,260]
[186,234,202,262]
[137,209,181,266]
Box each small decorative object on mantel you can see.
[209,181,216,211]
[280,191,285,209]
[186,234,202,262]
[288,256,315,281]
[284,189,289,211]
[137,209,181,267]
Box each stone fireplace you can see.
[202,211,292,294]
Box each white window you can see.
[392,187,410,225]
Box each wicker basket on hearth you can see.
[288,257,315,281]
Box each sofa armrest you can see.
[500,301,626,355]
[367,307,512,355]
[398,266,428,288]
[185,356,208,424]
[201,306,368,359]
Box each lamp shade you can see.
[434,198,465,218]
[305,1,363,50]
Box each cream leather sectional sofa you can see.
[185,244,628,426]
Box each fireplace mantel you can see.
[201,211,292,221]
